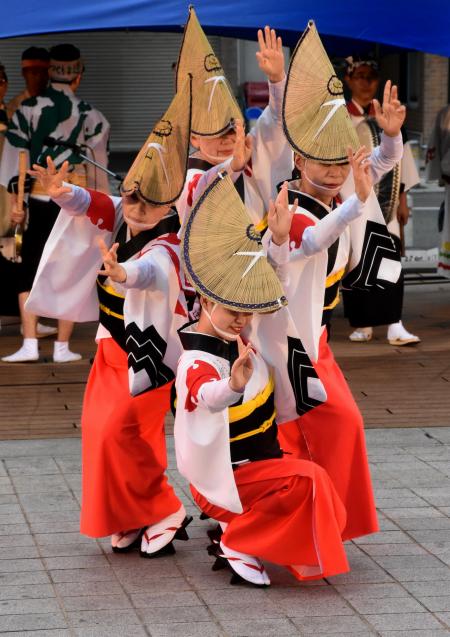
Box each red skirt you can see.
[278,330,379,541]
[80,337,181,537]
[192,457,349,581]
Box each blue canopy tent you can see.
[1,0,450,56]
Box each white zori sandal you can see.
[387,321,420,346]
[208,540,270,587]
[349,327,373,342]
[140,505,192,558]
[111,528,144,553]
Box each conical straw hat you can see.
[122,75,192,205]
[283,21,359,164]
[181,171,287,313]
[176,5,242,137]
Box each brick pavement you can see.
[0,428,449,636]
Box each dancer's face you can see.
[122,193,170,234]
[190,128,236,165]
[295,154,350,201]
[200,298,253,340]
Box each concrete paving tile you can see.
[141,605,211,624]
[219,618,299,636]
[54,581,124,597]
[0,484,14,495]
[54,456,82,473]
[365,613,444,631]
[120,576,193,594]
[32,522,82,533]
[354,531,412,544]
[0,504,21,515]
[43,556,109,570]
[19,494,79,513]
[410,530,450,543]
[426,461,450,475]
[0,571,50,586]
[0,524,30,537]
[208,601,284,621]
[279,597,354,617]
[4,458,60,475]
[385,567,450,582]
[0,514,26,526]
[0,546,40,560]
[39,543,103,558]
[412,487,450,507]
[0,558,44,573]
[393,629,440,637]
[12,475,72,494]
[328,569,394,585]
[26,510,81,523]
[0,583,55,600]
[402,580,450,597]
[0,534,35,548]
[34,533,92,546]
[0,612,68,632]
[0,439,80,457]
[73,628,148,637]
[380,507,444,519]
[67,609,142,628]
[0,597,60,615]
[61,594,132,612]
[199,587,274,605]
[130,591,202,608]
[349,596,427,614]
[358,543,428,556]
[0,631,71,637]
[148,622,224,637]
[112,560,182,579]
[419,596,450,612]
[49,567,115,583]
[290,614,372,633]
[394,517,450,531]
[373,555,446,570]
[376,497,430,508]
[435,612,450,626]
[0,495,18,505]
[334,582,409,600]
[0,462,7,477]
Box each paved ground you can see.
[0,427,449,636]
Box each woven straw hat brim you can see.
[176,6,242,137]
[283,20,360,164]
[180,172,287,313]
[122,75,192,205]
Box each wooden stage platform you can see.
[0,281,449,440]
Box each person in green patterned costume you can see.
[0,44,110,363]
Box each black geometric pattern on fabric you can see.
[341,220,400,292]
[126,322,174,394]
[287,336,324,416]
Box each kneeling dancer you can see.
[174,173,349,586]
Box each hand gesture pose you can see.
[268,181,297,246]
[373,80,406,137]
[28,156,72,199]
[97,238,127,283]
[349,146,373,203]
[256,26,285,84]
[229,336,254,393]
[230,119,253,172]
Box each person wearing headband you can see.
[176,8,292,226]
[0,43,109,363]
[343,56,421,345]
[25,79,196,557]
[6,47,49,120]
[175,172,349,587]
[426,103,450,278]
[249,21,407,547]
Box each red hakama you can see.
[80,337,181,537]
[278,330,379,541]
[192,457,349,581]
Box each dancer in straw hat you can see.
[26,78,195,557]
[249,21,407,543]
[174,172,349,587]
[176,7,292,225]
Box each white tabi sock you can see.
[1,338,39,363]
[53,341,82,363]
